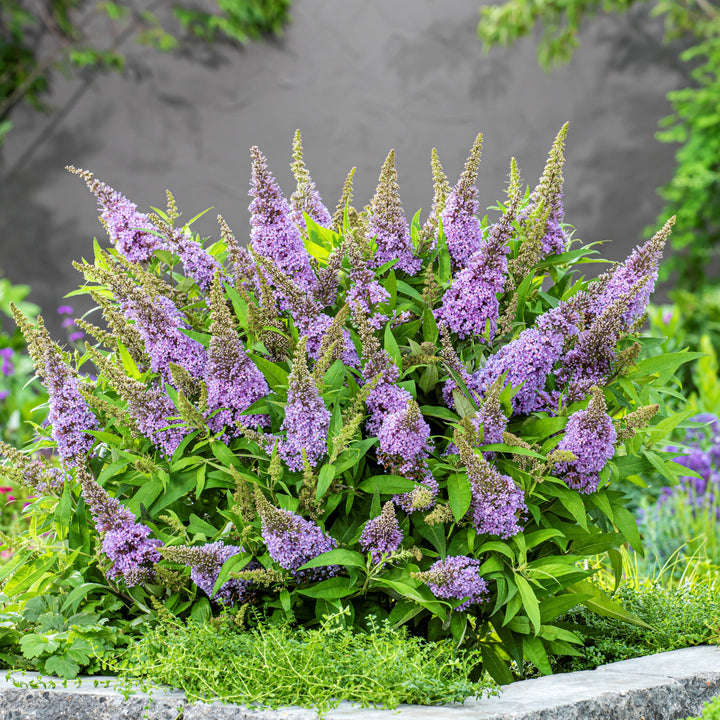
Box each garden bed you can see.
[2,646,719,720]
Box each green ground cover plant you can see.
[0,126,696,703]
[684,693,720,720]
[556,576,720,672]
[116,610,497,712]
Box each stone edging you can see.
[0,645,718,719]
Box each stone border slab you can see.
[0,646,718,720]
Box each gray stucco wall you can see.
[0,0,686,337]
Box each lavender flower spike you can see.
[204,274,269,435]
[455,431,525,538]
[18,313,97,465]
[556,386,617,494]
[439,193,519,342]
[255,489,337,579]
[440,133,484,271]
[474,296,583,415]
[77,464,161,586]
[162,542,256,605]
[249,146,317,295]
[66,166,162,263]
[163,227,227,293]
[590,216,674,326]
[367,150,420,275]
[43,346,98,465]
[413,556,488,611]
[279,338,331,471]
[360,501,403,564]
[289,130,333,231]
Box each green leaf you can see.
[315,465,335,502]
[358,474,417,493]
[413,515,446,557]
[297,577,357,600]
[539,593,587,623]
[222,282,249,329]
[250,355,288,387]
[19,634,54,659]
[519,415,567,439]
[611,504,644,555]
[546,486,587,530]
[384,323,402,370]
[479,443,547,460]
[117,341,141,379]
[524,636,552,675]
[44,654,80,679]
[628,351,703,378]
[422,307,438,343]
[210,440,241,467]
[54,483,73,541]
[387,600,424,628]
[571,580,653,629]
[515,574,541,634]
[447,473,472,521]
[187,514,218,536]
[569,532,623,556]
[481,643,514,685]
[212,553,252,596]
[178,327,212,347]
[419,405,460,422]
[298,548,366,570]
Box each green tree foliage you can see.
[0,0,290,147]
[478,0,720,289]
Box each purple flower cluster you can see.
[473,299,581,416]
[166,228,227,292]
[249,147,317,296]
[78,466,160,586]
[591,219,672,327]
[279,341,331,470]
[165,541,256,604]
[471,472,527,537]
[69,168,162,263]
[416,556,488,611]
[204,292,270,434]
[440,134,484,272]
[359,501,403,563]
[367,150,420,275]
[0,348,13,377]
[130,383,187,457]
[439,204,515,342]
[103,524,163,587]
[456,433,525,537]
[120,292,206,384]
[256,494,337,579]
[556,387,617,494]
[375,400,437,512]
[42,349,98,465]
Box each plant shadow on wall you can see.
[0,125,699,707]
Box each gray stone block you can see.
[0,646,719,719]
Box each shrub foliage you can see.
[0,127,694,683]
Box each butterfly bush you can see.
[0,126,693,680]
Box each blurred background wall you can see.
[0,0,686,337]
